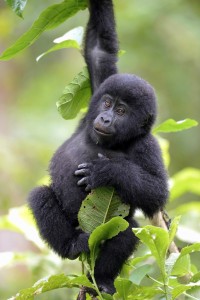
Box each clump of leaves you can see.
[7,210,200,300]
[0,0,88,60]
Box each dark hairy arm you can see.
[75,144,168,218]
[84,0,118,92]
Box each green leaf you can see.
[170,168,200,201]
[172,282,200,299]
[172,285,192,299]
[89,217,128,269]
[153,118,198,134]
[0,0,87,60]
[5,0,27,18]
[10,274,93,299]
[37,40,79,61]
[101,294,113,300]
[57,67,91,120]
[191,272,200,283]
[129,264,152,285]
[114,278,162,300]
[54,26,84,45]
[129,254,152,267]
[36,27,84,61]
[165,253,180,276]
[70,275,94,289]
[180,243,200,256]
[114,278,132,300]
[78,187,130,233]
[171,254,191,276]
[133,226,169,275]
[168,216,181,245]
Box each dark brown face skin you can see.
[92,94,129,144]
[86,73,157,149]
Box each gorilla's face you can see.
[87,74,157,148]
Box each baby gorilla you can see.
[28,0,168,295]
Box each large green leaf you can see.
[172,282,200,300]
[5,0,27,18]
[170,243,200,278]
[171,254,191,277]
[133,226,169,276]
[101,294,113,300]
[57,67,91,119]
[114,278,133,300]
[191,272,200,283]
[114,278,162,300]
[168,216,181,245]
[165,253,180,276]
[153,118,198,134]
[129,254,152,267]
[170,168,200,201]
[129,264,152,285]
[0,0,87,60]
[180,243,200,256]
[36,27,84,61]
[10,274,94,299]
[78,187,130,233]
[89,217,128,269]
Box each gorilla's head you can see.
[87,74,157,147]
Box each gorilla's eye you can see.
[116,107,126,116]
[104,99,112,108]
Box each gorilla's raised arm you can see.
[84,0,119,92]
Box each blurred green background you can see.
[0,0,199,299]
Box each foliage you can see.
[0,0,87,60]
[57,67,92,119]
[153,119,198,134]
[36,26,84,61]
[1,0,200,299]
[78,187,130,233]
[4,0,28,18]
[3,209,200,300]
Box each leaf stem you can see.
[183,293,200,300]
[81,261,85,275]
[146,274,163,286]
[147,274,172,300]
[91,273,104,300]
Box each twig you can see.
[76,287,86,300]
[76,286,98,300]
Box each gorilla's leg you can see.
[94,219,138,294]
[28,185,89,259]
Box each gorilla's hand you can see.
[74,153,109,192]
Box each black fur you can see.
[28,0,168,294]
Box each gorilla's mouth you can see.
[94,126,112,136]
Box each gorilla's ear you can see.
[141,114,155,133]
